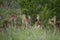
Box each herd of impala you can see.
[0,13,60,33]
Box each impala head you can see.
[37,15,40,21]
[48,18,52,24]
[48,16,56,26]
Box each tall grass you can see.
[0,26,60,40]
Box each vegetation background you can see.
[0,0,60,40]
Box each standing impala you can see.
[34,15,42,29]
[21,14,28,28]
[28,15,32,26]
[21,14,32,29]
[3,13,17,29]
[48,16,60,33]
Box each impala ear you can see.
[37,15,40,20]
[28,15,31,19]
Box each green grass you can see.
[0,26,60,40]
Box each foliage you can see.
[0,27,60,40]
